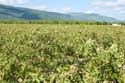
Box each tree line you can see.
[0,20,123,25]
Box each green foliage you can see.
[0,24,125,83]
[0,20,112,25]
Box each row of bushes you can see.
[0,20,114,25]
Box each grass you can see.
[0,24,125,83]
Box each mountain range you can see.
[0,4,120,22]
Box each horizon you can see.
[0,0,125,20]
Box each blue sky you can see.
[0,0,125,20]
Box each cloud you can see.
[30,5,48,10]
[90,0,125,20]
[84,9,94,14]
[91,0,125,12]
[49,7,72,13]
[114,7,125,14]
[84,6,100,14]
[62,7,72,13]
[51,8,60,12]
[92,0,125,7]
[0,0,27,5]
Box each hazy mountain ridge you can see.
[0,4,120,22]
[69,13,119,22]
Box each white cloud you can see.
[62,7,72,13]
[84,9,94,14]
[0,0,27,5]
[90,0,125,20]
[96,0,125,12]
[50,7,72,13]
[30,5,48,10]
[115,7,125,14]
[83,6,100,14]
[51,8,60,12]
[92,0,125,7]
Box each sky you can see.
[0,0,125,20]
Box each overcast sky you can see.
[0,0,125,20]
